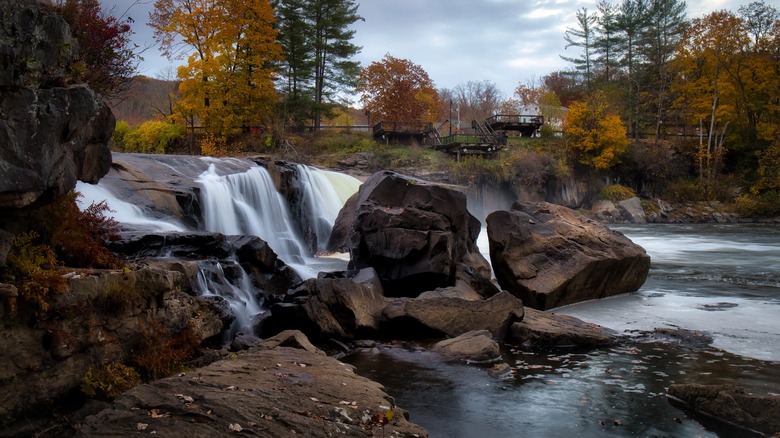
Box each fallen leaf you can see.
[310,397,319,402]
[614,419,622,426]
[176,394,195,403]
[229,423,243,432]
[137,423,149,430]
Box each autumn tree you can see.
[58,0,138,98]
[671,11,749,185]
[564,93,630,171]
[150,0,282,140]
[358,54,441,122]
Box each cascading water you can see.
[196,164,310,261]
[77,154,361,334]
[295,164,358,252]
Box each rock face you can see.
[79,331,428,438]
[0,0,113,211]
[432,330,501,363]
[109,232,301,297]
[487,201,651,310]
[333,170,493,297]
[668,384,780,436]
[0,268,226,421]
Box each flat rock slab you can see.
[508,308,615,348]
[79,345,427,437]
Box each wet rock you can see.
[668,384,780,436]
[79,331,428,437]
[264,277,387,340]
[382,291,524,339]
[433,330,501,363]
[335,170,493,297]
[508,308,615,348]
[487,201,651,310]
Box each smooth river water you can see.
[345,224,780,437]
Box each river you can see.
[345,224,780,437]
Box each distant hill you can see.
[109,76,178,126]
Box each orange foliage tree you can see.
[564,93,630,171]
[357,54,441,122]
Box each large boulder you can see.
[79,331,428,437]
[0,0,113,211]
[487,201,650,310]
[334,170,493,297]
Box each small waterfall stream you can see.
[77,156,361,334]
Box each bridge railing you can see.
[486,114,544,125]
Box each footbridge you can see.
[372,114,543,157]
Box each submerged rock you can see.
[487,201,651,310]
[79,331,428,437]
[668,384,780,436]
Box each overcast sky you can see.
[100,0,745,99]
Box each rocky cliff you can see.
[0,0,114,259]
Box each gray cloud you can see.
[99,0,746,98]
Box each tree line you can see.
[56,0,779,214]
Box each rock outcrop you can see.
[331,170,493,297]
[79,331,428,438]
[0,268,226,421]
[0,0,113,211]
[668,384,780,436]
[487,201,651,310]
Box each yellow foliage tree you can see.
[150,0,282,141]
[564,95,630,171]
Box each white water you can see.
[77,157,360,333]
[75,181,185,232]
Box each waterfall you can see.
[197,164,310,261]
[295,164,361,252]
[77,155,361,334]
[75,181,185,233]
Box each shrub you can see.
[30,191,122,269]
[599,184,636,202]
[735,191,780,217]
[1,232,66,316]
[81,362,141,400]
[666,178,707,203]
[449,155,512,186]
[95,280,144,314]
[110,120,133,151]
[132,320,200,380]
[124,120,185,154]
[200,132,228,156]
